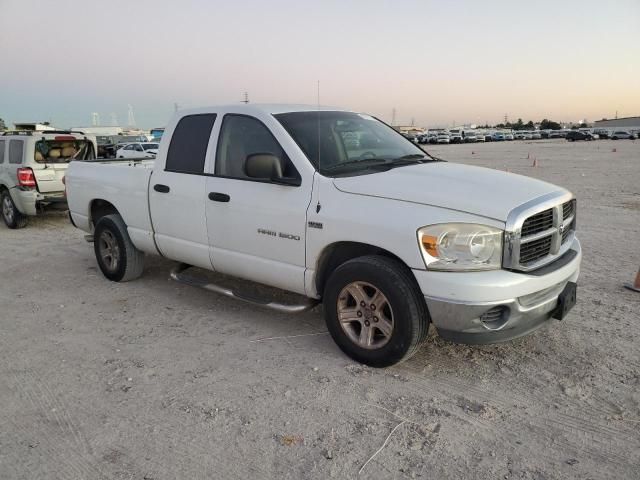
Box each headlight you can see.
[418,223,503,271]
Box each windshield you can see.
[34,139,94,163]
[142,143,159,150]
[275,111,430,176]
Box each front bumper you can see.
[413,238,581,344]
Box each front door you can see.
[204,114,312,295]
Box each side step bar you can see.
[169,263,319,314]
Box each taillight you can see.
[17,167,36,187]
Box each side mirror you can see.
[244,153,301,186]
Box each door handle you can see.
[154,184,170,193]
[208,192,230,202]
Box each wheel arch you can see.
[314,241,412,298]
[89,199,120,229]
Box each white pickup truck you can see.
[66,104,581,367]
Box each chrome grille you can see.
[503,193,577,272]
[520,236,552,264]
[521,209,554,237]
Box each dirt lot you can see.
[1,139,639,479]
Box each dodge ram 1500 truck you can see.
[65,104,581,367]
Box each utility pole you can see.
[504,113,508,125]
[242,92,249,104]
[391,108,396,126]
[174,102,180,112]
[615,110,618,119]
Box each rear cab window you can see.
[34,136,94,163]
[165,114,217,174]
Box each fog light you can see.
[480,306,509,331]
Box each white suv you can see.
[0,130,96,228]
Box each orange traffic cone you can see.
[624,268,640,292]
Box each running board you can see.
[169,263,319,314]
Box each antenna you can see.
[317,80,321,168]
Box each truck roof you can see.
[177,103,350,116]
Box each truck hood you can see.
[332,162,564,222]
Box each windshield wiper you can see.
[323,157,388,171]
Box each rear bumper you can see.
[11,188,66,215]
[413,238,581,344]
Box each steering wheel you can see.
[358,151,377,160]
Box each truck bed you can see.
[66,159,156,247]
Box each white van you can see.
[0,130,97,228]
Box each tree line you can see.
[478,118,581,130]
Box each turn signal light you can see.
[17,167,36,187]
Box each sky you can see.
[1,0,638,129]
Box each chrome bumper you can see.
[421,243,581,345]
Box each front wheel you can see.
[323,255,429,367]
[1,190,27,229]
[93,214,144,282]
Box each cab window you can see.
[215,114,299,181]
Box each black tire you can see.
[1,190,28,229]
[93,214,144,282]
[323,255,429,367]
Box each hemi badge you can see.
[308,221,323,229]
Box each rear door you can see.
[204,113,312,295]
[149,113,217,270]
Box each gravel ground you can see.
[1,139,639,479]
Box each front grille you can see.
[563,200,574,220]
[506,197,577,271]
[520,236,552,264]
[521,208,553,237]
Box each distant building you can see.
[71,125,124,136]
[593,116,640,131]
[393,125,424,136]
[13,122,56,131]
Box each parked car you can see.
[531,131,542,140]
[566,131,594,141]
[611,131,636,140]
[449,129,464,144]
[593,129,609,139]
[436,133,450,144]
[96,135,118,158]
[463,131,477,143]
[504,132,515,141]
[0,130,97,228]
[492,132,505,141]
[66,104,581,367]
[514,131,527,140]
[475,131,486,142]
[116,142,159,158]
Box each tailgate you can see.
[33,163,68,193]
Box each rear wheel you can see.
[93,214,144,282]
[323,255,429,367]
[1,191,27,229]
